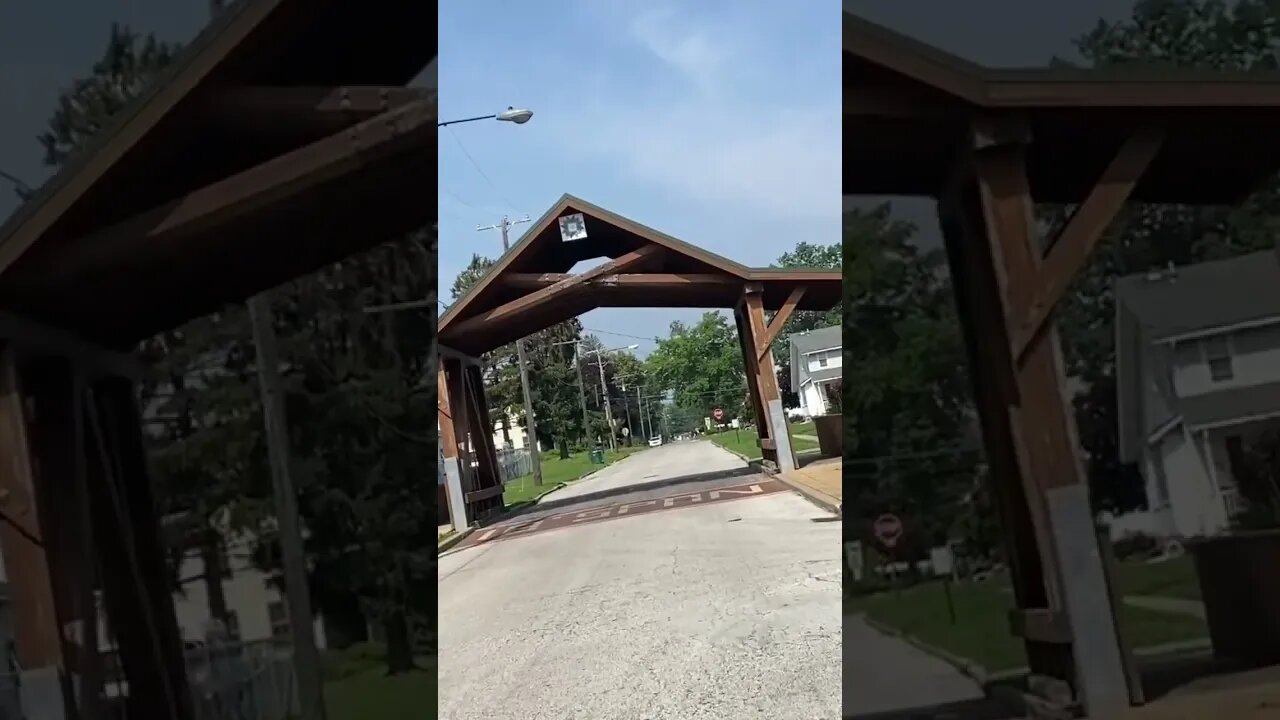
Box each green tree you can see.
[842,205,976,551]
[39,24,180,166]
[645,313,746,423]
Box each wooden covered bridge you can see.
[0,1,433,717]
[437,194,840,530]
[847,9,1280,717]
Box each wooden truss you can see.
[437,196,840,529]
[0,2,435,718]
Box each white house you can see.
[1116,251,1280,538]
[96,516,329,653]
[788,325,842,418]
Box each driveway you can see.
[438,441,842,719]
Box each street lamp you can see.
[584,344,639,452]
[438,106,534,128]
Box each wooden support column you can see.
[23,358,103,718]
[0,348,65,675]
[938,114,1136,715]
[84,376,194,720]
[735,285,797,473]
[438,358,469,532]
[462,363,504,520]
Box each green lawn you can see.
[324,649,434,720]
[326,664,434,719]
[1111,555,1202,600]
[847,565,1207,673]
[790,420,815,436]
[503,446,646,508]
[706,427,819,460]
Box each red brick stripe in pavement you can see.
[453,478,788,550]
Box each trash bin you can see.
[590,448,605,464]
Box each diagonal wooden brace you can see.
[448,245,663,336]
[757,287,806,360]
[1010,129,1163,362]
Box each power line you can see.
[446,127,521,214]
[581,327,660,343]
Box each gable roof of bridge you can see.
[438,194,841,355]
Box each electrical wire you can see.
[581,327,660,343]
[446,127,522,214]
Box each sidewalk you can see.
[778,456,841,515]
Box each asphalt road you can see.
[438,440,843,720]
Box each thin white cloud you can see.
[627,8,730,88]
[547,2,839,222]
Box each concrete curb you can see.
[436,527,473,554]
[769,467,842,517]
[859,613,991,685]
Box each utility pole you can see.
[637,385,647,439]
[478,215,543,484]
[593,355,616,451]
[248,298,327,720]
[619,378,634,446]
[211,0,321,715]
[572,343,590,445]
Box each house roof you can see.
[845,10,1280,202]
[0,0,435,347]
[438,195,841,355]
[1115,251,1280,342]
[788,325,841,390]
[1115,251,1280,460]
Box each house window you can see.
[1202,336,1234,382]
[267,601,290,639]
[817,352,829,368]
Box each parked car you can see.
[648,436,663,447]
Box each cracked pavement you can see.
[438,441,842,719]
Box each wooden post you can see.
[0,348,65,672]
[438,361,468,532]
[937,115,1133,714]
[84,375,195,720]
[22,358,103,718]
[735,285,797,473]
[462,363,504,519]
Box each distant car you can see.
[648,436,663,447]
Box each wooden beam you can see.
[1011,129,1162,361]
[464,486,504,503]
[843,87,957,118]
[0,348,64,670]
[438,344,483,368]
[0,310,141,379]
[199,85,433,134]
[10,96,437,289]
[758,287,806,359]
[447,245,663,336]
[503,272,738,289]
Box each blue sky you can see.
[438,0,841,356]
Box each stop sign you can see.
[712,407,724,421]
[873,514,903,548]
